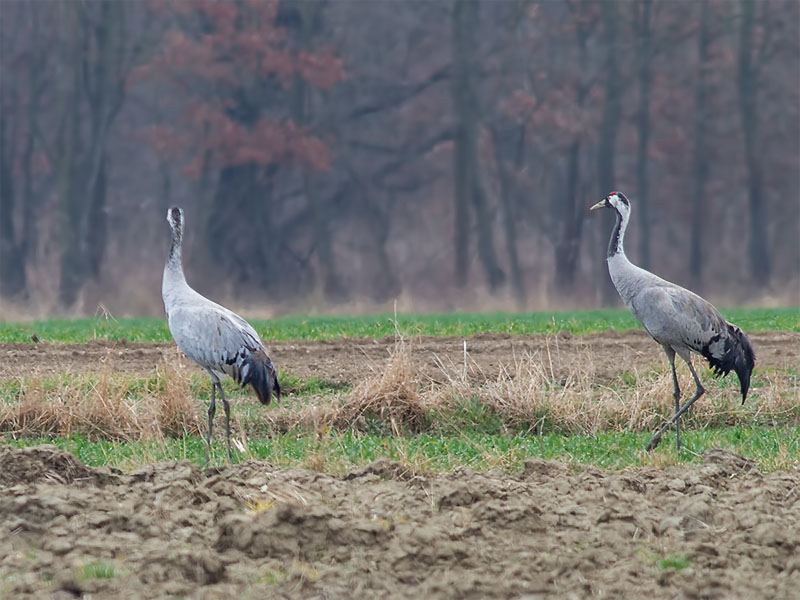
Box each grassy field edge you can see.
[4,425,798,473]
[1,307,798,343]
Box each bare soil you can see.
[3,330,799,385]
[0,445,797,599]
[1,332,799,598]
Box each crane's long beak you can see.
[589,199,607,211]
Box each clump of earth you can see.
[1,444,797,598]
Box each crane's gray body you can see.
[161,206,279,463]
[163,263,267,385]
[607,253,729,364]
[592,192,754,451]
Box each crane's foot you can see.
[646,432,663,452]
[204,437,212,467]
[225,436,234,464]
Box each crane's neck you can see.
[605,203,653,309]
[163,226,188,292]
[607,205,628,260]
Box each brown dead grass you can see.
[264,339,432,434]
[1,337,797,440]
[338,339,429,431]
[0,357,201,441]
[262,337,798,436]
[438,345,800,434]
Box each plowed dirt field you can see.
[4,330,799,384]
[1,331,799,598]
[1,445,798,599]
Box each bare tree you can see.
[45,1,139,306]
[597,0,623,304]
[737,0,771,286]
[2,0,798,313]
[635,0,653,271]
[0,111,26,299]
[451,0,504,291]
[690,0,711,291]
[0,2,49,301]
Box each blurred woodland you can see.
[1,0,798,317]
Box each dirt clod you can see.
[1,331,798,597]
[0,445,119,487]
[0,446,797,598]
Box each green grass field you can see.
[2,308,798,472]
[1,307,798,343]
[5,426,799,473]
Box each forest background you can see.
[1,0,798,318]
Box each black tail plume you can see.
[730,324,755,404]
[701,323,755,404]
[241,350,280,405]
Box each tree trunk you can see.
[21,59,40,278]
[554,18,592,297]
[19,4,45,287]
[0,111,27,299]
[293,1,345,302]
[207,164,274,288]
[451,0,474,288]
[85,157,108,278]
[635,0,652,271]
[56,1,128,306]
[555,139,584,294]
[343,160,401,302]
[452,0,504,292]
[471,174,506,291]
[492,125,526,306]
[80,1,126,281]
[56,8,83,307]
[364,188,401,302]
[597,0,622,304]
[690,0,710,291]
[737,0,770,286]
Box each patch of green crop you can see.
[78,561,117,580]
[276,373,349,396]
[0,317,173,344]
[1,307,797,343]
[657,554,692,572]
[5,425,798,473]
[256,568,290,586]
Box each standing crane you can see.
[162,207,280,464]
[590,192,755,451]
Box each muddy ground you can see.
[1,331,799,598]
[0,445,798,599]
[3,330,799,385]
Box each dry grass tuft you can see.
[2,334,796,443]
[157,360,202,436]
[0,355,201,441]
[335,339,429,432]
[260,335,798,438]
[261,339,432,434]
[425,336,797,435]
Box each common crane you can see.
[162,207,280,464]
[590,192,755,451]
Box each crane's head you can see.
[166,207,183,241]
[590,192,630,218]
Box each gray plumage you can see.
[591,192,755,452]
[162,207,280,464]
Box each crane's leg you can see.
[206,379,216,466]
[647,351,705,452]
[217,383,233,463]
[669,349,682,450]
